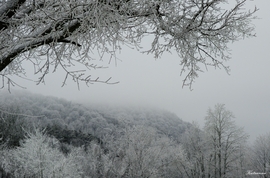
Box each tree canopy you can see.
[0,0,257,87]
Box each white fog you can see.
[5,0,268,142]
[1,0,270,177]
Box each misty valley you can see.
[0,91,268,178]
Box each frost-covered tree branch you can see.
[0,0,257,87]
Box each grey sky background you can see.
[8,0,269,142]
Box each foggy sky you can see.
[4,0,269,142]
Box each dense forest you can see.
[0,91,269,178]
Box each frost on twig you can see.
[0,0,257,88]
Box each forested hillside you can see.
[0,91,190,141]
[0,91,269,177]
[0,91,192,177]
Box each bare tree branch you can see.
[0,0,258,88]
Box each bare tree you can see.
[180,106,250,178]
[100,125,187,178]
[204,104,249,178]
[181,122,208,178]
[250,133,270,178]
[2,128,84,178]
[0,0,257,88]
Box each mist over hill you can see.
[0,90,193,177]
[0,90,190,141]
[0,90,267,177]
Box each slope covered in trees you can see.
[0,91,269,177]
[0,90,190,144]
[0,91,191,177]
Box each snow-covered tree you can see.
[250,133,270,178]
[204,104,249,178]
[0,0,257,87]
[3,128,84,178]
[180,108,251,178]
[97,126,187,177]
[181,122,208,178]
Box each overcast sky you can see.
[6,0,269,142]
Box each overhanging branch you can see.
[0,20,81,72]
